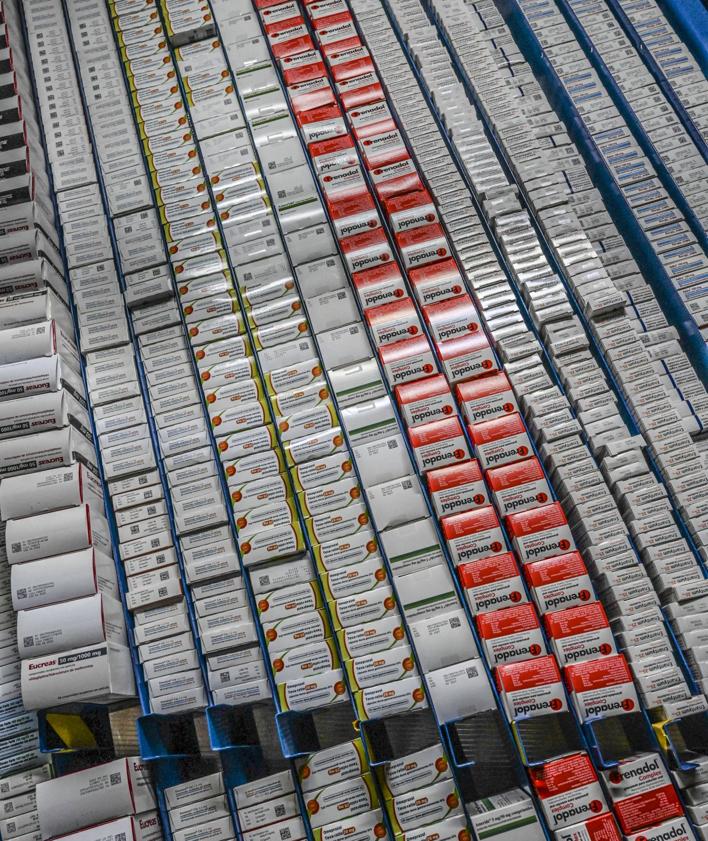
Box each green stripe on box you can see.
[478,816,538,838]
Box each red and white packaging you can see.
[497,654,567,720]
[427,459,487,518]
[366,298,422,347]
[457,371,518,425]
[507,502,576,565]
[298,102,347,145]
[469,413,532,471]
[281,49,327,86]
[553,812,622,841]
[265,15,306,38]
[566,654,639,721]
[487,458,552,517]
[395,373,454,428]
[476,603,546,667]
[261,5,303,31]
[379,335,436,387]
[545,603,616,667]
[442,505,506,566]
[424,294,481,344]
[313,12,358,47]
[319,163,368,203]
[370,158,423,201]
[623,817,693,841]
[525,553,594,615]
[612,785,684,836]
[340,228,392,275]
[352,262,405,310]
[437,332,497,385]
[407,416,469,473]
[409,258,465,307]
[530,753,608,832]
[347,100,396,140]
[287,76,336,115]
[359,128,408,170]
[396,222,450,270]
[269,25,314,60]
[338,73,384,111]
[459,551,528,616]
[327,44,375,83]
[309,134,358,174]
[384,189,438,234]
[330,193,380,240]
[601,753,671,802]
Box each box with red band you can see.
[365,297,422,348]
[529,752,608,832]
[442,505,506,567]
[407,416,469,474]
[309,134,358,175]
[409,257,465,308]
[476,603,546,668]
[545,603,616,667]
[506,502,576,565]
[458,551,528,616]
[329,192,381,241]
[378,335,436,387]
[457,371,518,425]
[427,459,487,518]
[384,189,438,234]
[487,457,552,517]
[553,812,622,841]
[326,45,375,83]
[340,227,392,276]
[468,412,532,472]
[424,294,481,344]
[525,552,594,616]
[496,654,567,721]
[352,262,405,311]
[436,332,497,385]
[566,654,639,721]
[396,222,450,270]
[395,373,454,428]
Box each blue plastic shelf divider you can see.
[658,0,708,75]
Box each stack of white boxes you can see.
[34,758,162,841]
[164,771,235,841]
[0,1,133,721]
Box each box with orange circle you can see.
[313,526,381,573]
[237,499,305,566]
[304,773,378,830]
[297,476,362,518]
[231,473,289,519]
[291,451,353,493]
[303,499,369,545]
[386,779,462,834]
[354,675,428,721]
[328,583,398,631]
[321,556,387,601]
[269,638,338,686]
[256,580,322,623]
[262,608,331,655]
[345,643,417,692]
[276,401,338,443]
[336,614,406,660]
[276,667,349,713]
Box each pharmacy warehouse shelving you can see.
[1,0,708,839]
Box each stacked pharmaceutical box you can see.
[19,0,215,717]
[0,2,134,730]
[34,758,162,841]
